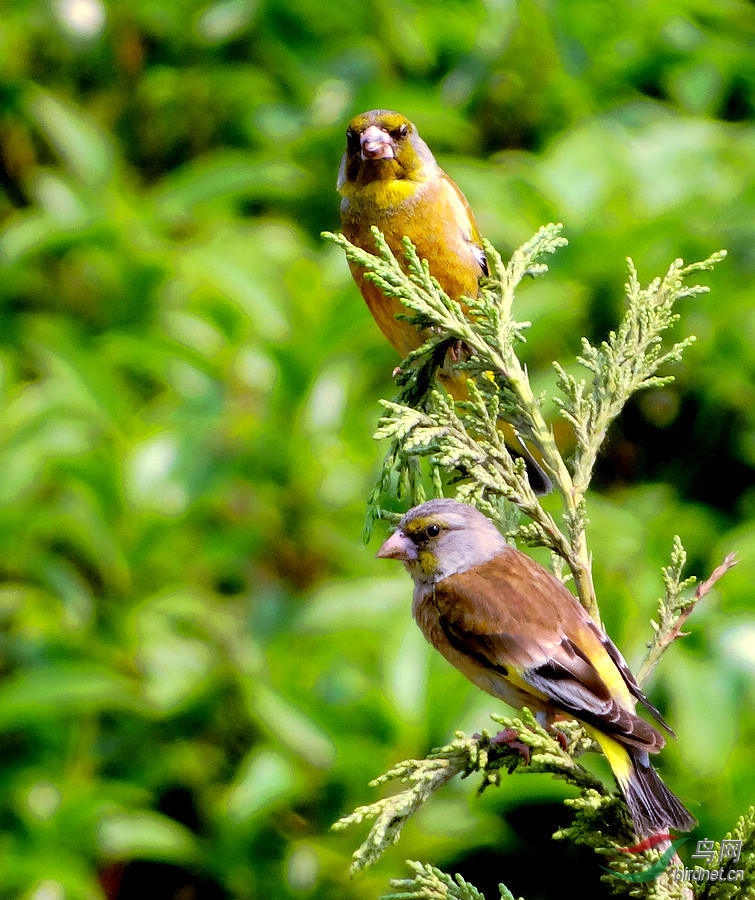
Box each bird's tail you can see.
[401,341,552,495]
[590,730,696,837]
[438,365,552,495]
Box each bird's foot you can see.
[534,712,569,751]
[550,728,569,751]
[489,728,531,765]
[448,340,465,363]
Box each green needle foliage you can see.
[324,226,726,625]
[552,255,718,497]
[326,226,744,899]
[697,806,755,900]
[384,859,524,900]
[639,538,738,686]
[333,709,611,878]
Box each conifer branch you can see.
[383,860,523,900]
[637,538,738,687]
[324,226,737,898]
[554,253,724,498]
[697,806,755,899]
[333,709,606,877]
[325,226,725,627]
[332,735,471,875]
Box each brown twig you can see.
[694,552,739,602]
[637,551,738,687]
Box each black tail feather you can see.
[624,751,696,837]
[397,338,553,495]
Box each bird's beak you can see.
[360,125,395,161]
[376,530,417,561]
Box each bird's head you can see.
[377,498,507,585]
[337,109,437,199]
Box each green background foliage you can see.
[0,1,753,897]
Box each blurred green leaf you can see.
[24,85,114,187]
[220,748,297,825]
[0,663,144,728]
[252,684,336,770]
[296,575,407,633]
[98,810,199,862]
[151,152,309,220]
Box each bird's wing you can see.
[597,626,676,735]
[439,172,488,276]
[431,558,664,751]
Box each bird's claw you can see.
[489,728,531,765]
[448,340,464,363]
[551,728,569,751]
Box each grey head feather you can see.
[397,498,508,585]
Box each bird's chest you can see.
[340,176,481,356]
[343,182,473,271]
[412,586,550,713]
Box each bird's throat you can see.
[341,163,428,213]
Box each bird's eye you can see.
[346,128,359,148]
[394,123,409,139]
[425,523,441,538]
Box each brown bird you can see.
[338,109,549,492]
[377,498,696,838]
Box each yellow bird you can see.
[338,108,486,358]
[377,498,696,838]
[338,109,549,492]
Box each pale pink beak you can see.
[360,125,395,160]
[376,530,417,561]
